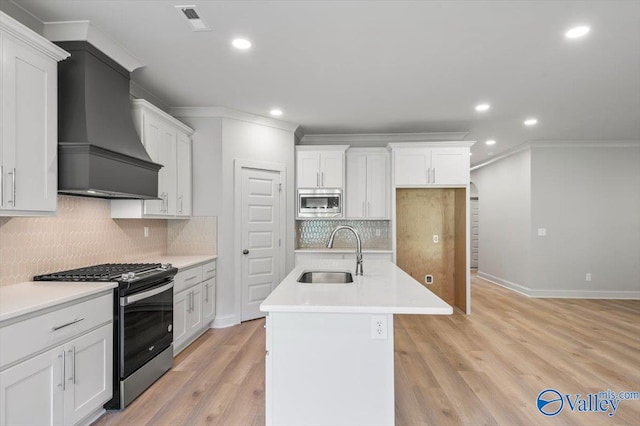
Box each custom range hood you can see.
[56,41,161,199]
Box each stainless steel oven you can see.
[297,188,342,218]
[119,281,173,401]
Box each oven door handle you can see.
[120,281,174,306]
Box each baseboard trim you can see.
[211,314,239,328]
[477,272,640,299]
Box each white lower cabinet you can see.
[0,292,113,426]
[173,261,216,356]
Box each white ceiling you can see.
[8,0,640,164]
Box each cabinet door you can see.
[296,151,320,188]
[202,277,216,325]
[176,132,192,217]
[394,149,428,186]
[320,151,344,188]
[188,285,203,336]
[0,346,64,426]
[158,127,177,215]
[366,153,389,218]
[1,35,58,213]
[431,148,469,185]
[345,154,367,218]
[63,324,112,426]
[141,115,164,215]
[173,289,189,353]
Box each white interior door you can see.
[241,168,282,321]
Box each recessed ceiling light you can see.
[475,103,490,112]
[232,38,252,50]
[565,26,590,39]
[524,118,538,126]
[270,108,283,117]
[485,139,496,146]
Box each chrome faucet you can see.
[326,225,363,276]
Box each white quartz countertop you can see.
[294,249,393,254]
[260,260,453,315]
[145,255,217,270]
[0,281,117,323]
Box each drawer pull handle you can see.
[205,269,215,274]
[52,318,84,331]
[185,275,198,282]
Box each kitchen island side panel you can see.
[267,312,394,426]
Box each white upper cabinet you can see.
[346,148,389,219]
[176,132,192,217]
[295,146,348,189]
[389,143,471,186]
[0,13,69,216]
[111,99,194,219]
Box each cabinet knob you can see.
[242,249,249,255]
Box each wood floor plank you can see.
[93,272,640,426]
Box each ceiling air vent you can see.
[175,5,211,31]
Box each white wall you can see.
[471,150,532,293]
[530,144,640,297]
[472,142,640,298]
[177,112,296,326]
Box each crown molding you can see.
[301,132,468,145]
[0,11,69,61]
[387,141,475,150]
[132,99,194,135]
[43,20,144,72]
[470,139,640,171]
[170,106,299,132]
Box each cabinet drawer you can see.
[202,261,216,280]
[174,265,203,293]
[0,292,112,369]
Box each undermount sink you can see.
[297,271,354,284]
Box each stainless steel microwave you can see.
[297,188,342,218]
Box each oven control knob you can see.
[168,324,172,332]
[161,263,170,270]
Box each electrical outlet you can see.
[585,273,591,282]
[424,275,434,285]
[143,226,149,238]
[433,235,439,243]
[538,228,547,236]
[371,315,387,340]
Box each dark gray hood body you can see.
[56,41,161,199]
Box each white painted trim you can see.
[471,140,640,171]
[43,20,144,71]
[78,407,106,426]
[170,106,299,132]
[477,272,640,299]
[301,132,469,144]
[295,145,349,152]
[211,314,239,329]
[387,141,475,149]
[0,11,69,61]
[234,160,288,323]
[132,99,194,135]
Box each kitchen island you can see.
[260,259,452,426]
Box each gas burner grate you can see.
[34,263,161,282]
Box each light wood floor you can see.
[94,273,640,425]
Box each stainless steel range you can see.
[34,263,177,409]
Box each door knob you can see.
[242,249,249,255]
